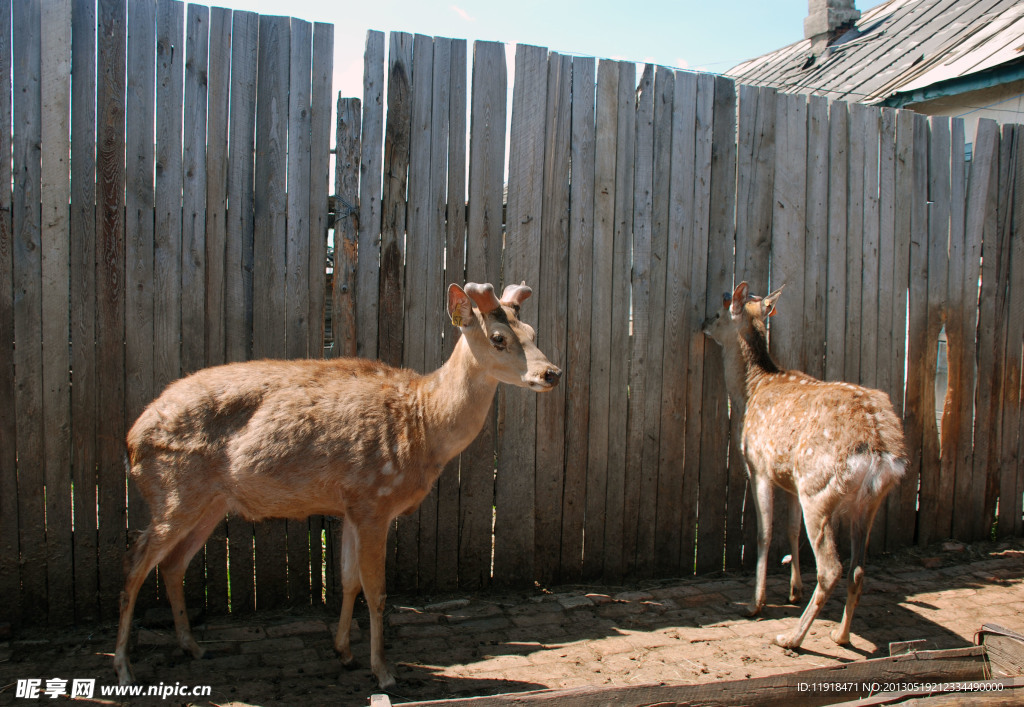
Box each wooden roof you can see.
[725,0,1024,104]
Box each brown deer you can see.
[113,282,561,689]
[703,282,906,649]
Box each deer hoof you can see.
[789,589,802,604]
[773,633,799,650]
[340,655,361,671]
[745,603,764,618]
[830,628,850,645]
[376,669,397,690]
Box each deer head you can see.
[702,281,784,347]
[447,282,561,392]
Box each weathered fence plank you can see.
[561,55,595,583]
[395,32,434,591]
[124,0,156,611]
[733,84,776,567]
[96,0,128,620]
[583,59,619,580]
[680,70,711,576]
[1002,126,1024,538]
[12,0,46,624]
[825,101,848,385]
[970,120,1003,541]
[40,0,74,626]
[205,6,230,369]
[535,51,571,584]
[329,94,361,606]
[654,70,697,576]
[603,59,636,580]
[458,40,505,589]
[905,113,931,548]
[285,17,313,605]
[308,22,333,360]
[224,8,259,613]
[203,6,231,615]
[252,14,290,608]
[69,0,98,623]
[182,2,210,610]
[496,42,544,585]
[357,30,385,361]
[435,37,467,591]
[859,105,881,391]
[182,4,209,379]
[0,0,16,628]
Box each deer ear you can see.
[762,284,785,317]
[447,284,474,327]
[730,282,749,315]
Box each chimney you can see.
[804,0,860,54]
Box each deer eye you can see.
[490,332,507,350]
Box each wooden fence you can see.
[1,4,1022,628]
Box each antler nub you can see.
[463,282,502,314]
[500,281,532,307]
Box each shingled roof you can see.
[725,0,1024,107]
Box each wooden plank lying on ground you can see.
[394,646,990,706]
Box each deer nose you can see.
[544,366,562,386]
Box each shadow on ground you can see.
[1,539,1021,706]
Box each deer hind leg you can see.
[334,517,362,666]
[114,526,166,684]
[775,504,842,650]
[830,499,882,645]
[356,519,396,689]
[787,492,803,603]
[158,499,228,660]
[114,497,221,685]
[748,472,774,617]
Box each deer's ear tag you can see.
[451,312,463,327]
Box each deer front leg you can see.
[748,472,774,617]
[334,518,362,667]
[786,493,803,604]
[357,521,396,689]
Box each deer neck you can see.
[724,325,782,408]
[419,333,499,471]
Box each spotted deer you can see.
[113,282,561,689]
[703,282,906,649]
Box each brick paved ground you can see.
[1,539,1022,706]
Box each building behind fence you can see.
[1,0,1022,629]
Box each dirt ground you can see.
[2,538,1022,706]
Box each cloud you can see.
[451,5,475,22]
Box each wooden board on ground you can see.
[388,646,991,707]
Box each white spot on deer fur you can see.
[799,378,808,385]
[824,429,831,439]
[381,461,396,476]
[377,485,393,497]
[788,375,797,382]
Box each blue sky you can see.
[200,0,877,96]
